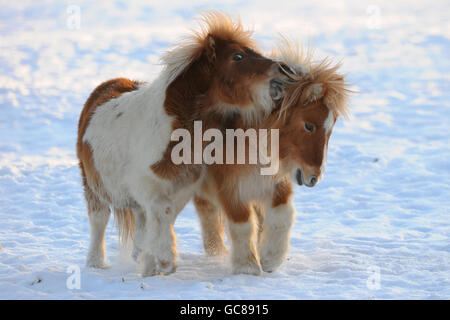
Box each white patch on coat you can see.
[227,214,262,275]
[83,69,203,275]
[320,110,334,176]
[258,200,296,272]
[323,109,334,134]
[83,72,176,208]
[252,79,276,120]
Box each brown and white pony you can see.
[193,43,350,275]
[76,12,288,276]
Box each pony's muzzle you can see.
[269,62,298,100]
[270,79,284,100]
[278,63,296,78]
[277,62,299,83]
[295,168,318,187]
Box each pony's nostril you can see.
[296,169,303,186]
[310,176,317,186]
[278,66,289,76]
[279,63,295,77]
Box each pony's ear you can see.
[205,34,217,63]
[300,82,324,106]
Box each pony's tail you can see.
[114,208,135,244]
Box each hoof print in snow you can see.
[30,277,42,286]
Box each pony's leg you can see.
[141,196,178,277]
[253,203,265,243]
[85,185,111,269]
[131,207,146,262]
[193,195,228,256]
[258,182,295,273]
[258,201,295,272]
[223,203,261,275]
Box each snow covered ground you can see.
[0,0,449,299]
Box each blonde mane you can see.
[274,38,351,119]
[161,11,257,84]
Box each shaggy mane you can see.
[274,38,351,119]
[162,11,257,84]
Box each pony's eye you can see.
[232,53,244,61]
[304,123,315,132]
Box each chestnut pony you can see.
[193,43,350,275]
[77,12,287,276]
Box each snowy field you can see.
[0,0,449,299]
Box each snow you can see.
[0,0,449,299]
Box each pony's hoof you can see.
[232,261,262,276]
[157,260,177,275]
[259,247,285,273]
[86,258,109,269]
[141,269,161,277]
[140,254,161,277]
[260,258,282,273]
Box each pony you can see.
[76,11,290,276]
[193,41,350,275]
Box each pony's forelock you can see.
[161,11,257,84]
[274,38,351,120]
[193,11,256,48]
